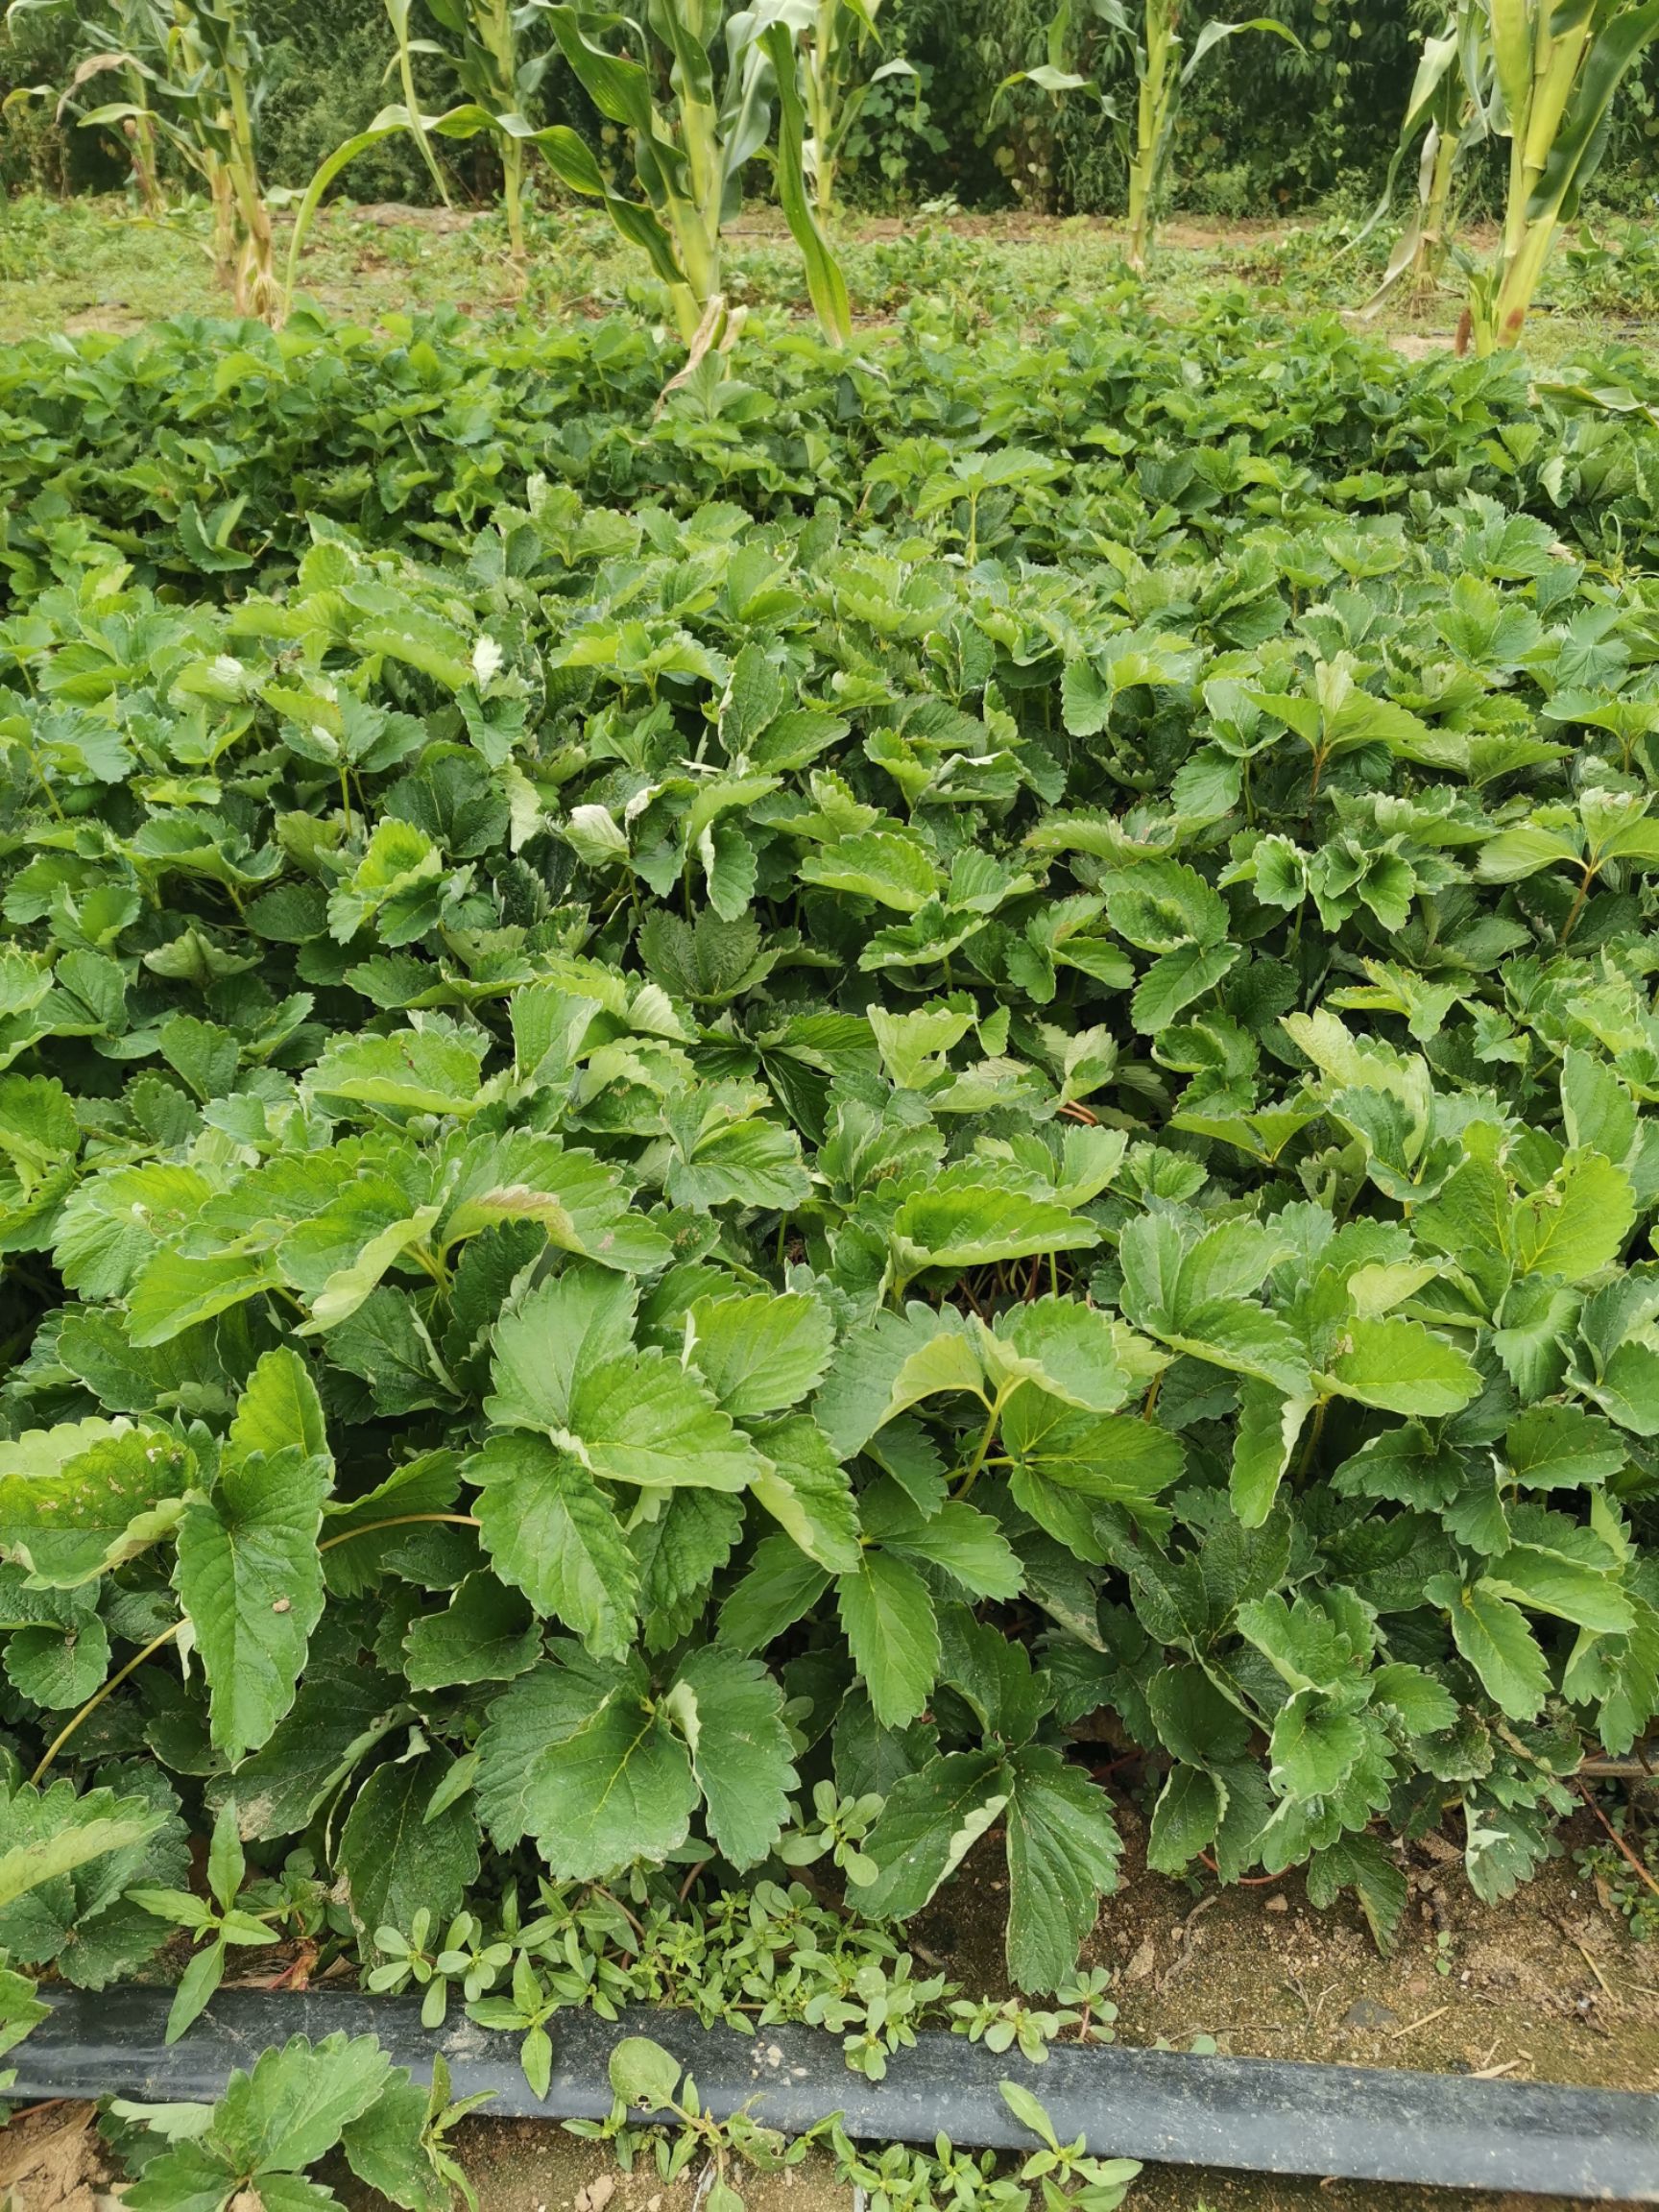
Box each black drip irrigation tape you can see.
[12,1989,1659,2201]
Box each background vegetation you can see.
[4,0,1658,219]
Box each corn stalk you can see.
[797,0,916,220]
[1001,0,1301,272]
[1469,0,1659,351]
[386,0,551,274]
[293,0,851,349]
[1354,2,1493,311]
[59,1,279,321]
[4,0,172,214]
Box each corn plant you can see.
[796,0,916,220]
[293,0,852,349]
[1467,0,1659,351]
[385,0,554,270]
[536,0,852,344]
[1006,0,1301,272]
[3,0,172,214]
[1356,2,1493,311]
[51,0,280,321]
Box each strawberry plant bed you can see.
[0,270,1658,2210]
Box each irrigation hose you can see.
[10,1989,1657,2202]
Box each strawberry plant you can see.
[0,278,1656,2036]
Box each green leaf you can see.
[1325,1316,1480,1418]
[889,1184,1099,1292]
[837,1551,940,1728]
[1482,1543,1632,1635]
[686,1290,835,1418]
[128,1248,283,1348]
[228,1626,406,1839]
[1512,1152,1636,1282]
[228,1349,329,1467]
[1001,1393,1184,1511]
[665,1647,795,1869]
[716,1533,831,1654]
[0,1791,161,1914]
[310,1027,488,1118]
[566,1353,762,1492]
[1230,1379,1312,1527]
[209,2031,397,2176]
[747,1416,861,1574]
[858,1748,1009,1917]
[0,1777,180,1982]
[4,1616,110,1709]
[799,830,941,912]
[1268,1688,1365,1798]
[402,1572,542,1690]
[476,1648,697,1880]
[812,1305,982,1458]
[340,2075,450,2212]
[174,1447,330,1764]
[1305,1834,1408,1951]
[1003,1744,1122,1993]
[982,1298,1132,1413]
[885,1501,1022,1600]
[468,1431,639,1660]
[1145,1763,1224,1874]
[1505,1405,1626,1491]
[0,1423,192,1588]
[442,1132,669,1274]
[337,1749,480,1957]
[1426,1573,1551,1721]
[486,1267,637,1435]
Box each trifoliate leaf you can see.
[477,1647,698,1879]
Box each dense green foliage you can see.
[3,0,1655,213]
[0,284,1657,2008]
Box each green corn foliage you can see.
[3,0,172,214]
[18,0,281,322]
[293,0,853,350]
[796,0,916,220]
[385,0,552,273]
[1001,0,1301,272]
[1470,0,1659,351]
[1356,1,1494,312]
